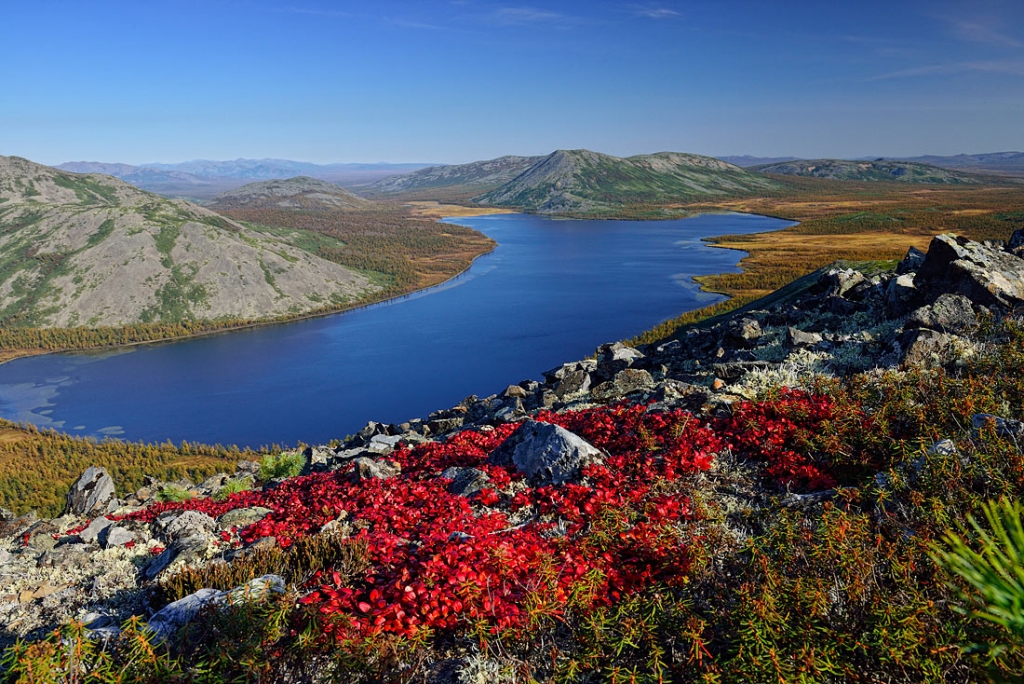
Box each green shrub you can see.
[212,477,251,502]
[258,451,306,481]
[156,484,193,503]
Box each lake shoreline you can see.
[0,209,792,369]
[0,212,796,449]
[0,221,502,369]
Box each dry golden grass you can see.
[629,178,1024,344]
[404,201,514,219]
[683,180,1024,301]
[0,349,46,365]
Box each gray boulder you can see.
[428,416,464,434]
[724,318,762,348]
[217,506,272,531]
[488,420,603,485]
[164,511,217,541]
[304,446,336,473]
[885,273,918,316]
[1006,228,1024,257]
[100,526,135,549]
[820,268,867,298]
[502,384,528,399]
[595,342,645,379]
[143,535,211,581]
[785,327,823,349]
[899,328,964,369]
[972,413,1024,439]
[915,234,1024,308]
[352,457,401,481]
[906,293,978,334]
[440,467,491,497]
[64,466,117,517]
[555,369,592,399]
[494,397,526,423]
[591,368,655,401]
[148,588,222,640]
[824,295,857,315]
[78,516,115,544]
[147,574,286,640]
[542,359,596,384]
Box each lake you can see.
[0,212,793,448]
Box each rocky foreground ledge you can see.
[4,231,1024,680]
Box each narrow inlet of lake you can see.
[0,213,794,448]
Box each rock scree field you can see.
[5,229,1024,681]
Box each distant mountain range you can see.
[721,152,1024,177]
[206,177,371,211]
[364,155,543,196]
[55,159,432,200]
[882,152,1024,177]
[0,155,376,328]
[752,159,986,184]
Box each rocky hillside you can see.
[6,229,1024,680]
[753,158,985,183]
[891,151,1024,177]
[0,155,378,328]
[475,149,781,215]
[205,177,371,211]
[363,155,542,196]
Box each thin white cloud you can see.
[489,7,569,24]
[282,5,353,18]
[869,59,1024,80]
[390,18,451,31]
[633,7,681,20]
[950,19,1023,48]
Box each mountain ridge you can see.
[206,176,371,211]
[474,149,781,215]
[0,155,377,328]
[363,155,543,196]
[752,158,989,184]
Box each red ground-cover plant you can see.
[718,387,875,491]
[114,395,872,647]
[114,403,726,643]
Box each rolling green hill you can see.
[206,176,372,211]
[752,158,987,183]
[474,149,782,215]
[0,155,377,329]
[363,155,542,198]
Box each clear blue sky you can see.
[2,0,1022,165]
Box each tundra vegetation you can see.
[3,159,1024,681]
[6,251,1024,681]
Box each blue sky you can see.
[1,0,1022,165]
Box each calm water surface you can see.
[0,213,793,448]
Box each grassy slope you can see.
[0,421,264,516]
[0,203,496,358]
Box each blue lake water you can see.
[0,213,793,448]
